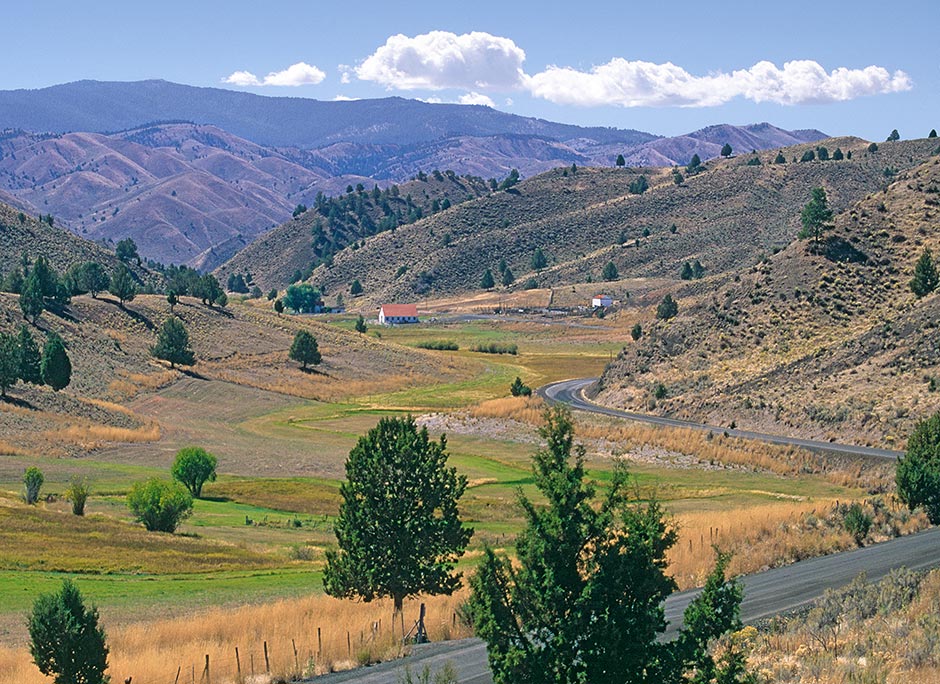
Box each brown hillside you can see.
[216,172,493,291]
[304,137,937,305]
[0,293,469,458]
[595,141,940,446]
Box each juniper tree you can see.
[20,270,45,323]
[657,294,679,320]
[896,412,940,523]
[76,262,109,298]
[41,332,71,391]
[721,143,733,157]
[480,268,495,290]
[18,325,42,385]
[531,248,548,271]
[152,317,195,369]
[910,248,939,297]
[289,330,321,369]
[631,322,643,340]
[799,187,833,246]
[324,416,472,611]
[0,332,20,397]
[616,153,625,167]
[602,261,619,281]
[108,264,136,307]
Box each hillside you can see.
[595,138,940,446]
[216,171,493,290]
[301,137,938,304]
[0,293,468,459]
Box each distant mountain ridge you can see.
[0,80,827,267]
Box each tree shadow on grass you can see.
[103,297,156,331]
[0,394,37,410]
[299,366,332,377]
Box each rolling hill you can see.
[292,137,937,306]
[594,139,940,446]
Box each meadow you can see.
[0,308,905,683]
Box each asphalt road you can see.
[310,378,925,683]
[539,377,902,460]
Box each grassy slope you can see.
[301,137,937,306]
[597,142,940,445]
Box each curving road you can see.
[309,378,927,683]
[539,377,902,460]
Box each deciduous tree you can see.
[127,478,193,532]
[171,447,218,498]
[324,416,472,611]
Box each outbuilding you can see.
[378,303,419,325]
[591,294,613,308]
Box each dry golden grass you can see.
[43,421,161,448]
[468,395,546,423]
[106,369,178,399]
[0,591,472,684]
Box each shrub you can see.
[171,447,218,498]
[631,323,642,340]
[657,294,678,320]
[29,580,109,684]
[64,477,90,516]
[127,478,194,532]
[471,343,518,355]
[896,413,940,523]
[843,503,872,546]
[653,383,668,400]
[416,340,459,351]
[23,466,44,504]
[510,377,532,397]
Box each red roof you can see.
[592,294,611,299]
[380,304,419,317]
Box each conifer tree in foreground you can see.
[910,248,939,297]
[152,317,195,369]
[41,332,71,391]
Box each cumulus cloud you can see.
[458,92,496,107]
[223,61,326,87]
[356,31,526,91]
[525,59,912,107]
[332,95,359,101]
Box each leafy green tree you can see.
[283,283,322,313]
[23,466,44,504]
[18,325,42,385]
[615,154,625,167]
[115,238,139,263]
[480,268,495,290]
[501,267,515,287]
[28,579,109,684]
[152,317,195,369]
[64,477,90,516]
[324,416,472,611]
[720,143,733,157]
[896,412,940,523]
[910,248,939,297]
[469,408,744,684]
[127,478,193,532]
[171,447,218,498]
[289,330,322,369]
[108,264,136,307]
[657,294,679,320]
[350,279,363,296]
[774,152,786,164]
[41,332,71,391]
[354,314,367,333]
[602,261,619,281]
[0,332,20,397]
[886,129,900,142]
[531,248,548,271]
[20,270,45,323]
[510,376,532,397]
[798,187,833,245]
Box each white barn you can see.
[591,294,613,308]
[378,303,419,325]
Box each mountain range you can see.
[0,80,825,268]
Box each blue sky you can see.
[5,0,936,140]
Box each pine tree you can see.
[501,267,515,287]
[930,129,938,139]
[324,416,472,611]
[481,268,495,290]
[602,261,619,281]
[20,270,45,323]
[151,317,195,369]
[0,332,19,397]
[29,580,109,684]
[720,143,733,157]
[910,248,939,297]
[799,187,833,245]
[18,325,42,385]
[774,152,786,164]
[41,332,71,391]
[615,154,625,167]
[531,248,548,271]
[350,279,363,296]
[109,265,136,307]
[289,330,321,369]
[354,314,367,333]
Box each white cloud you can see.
[332,95,359,101]
[458,92,495,107]
[356,31,526,91]
[525,58,912,107]
[338,64,352,84]
[223,61,326,87]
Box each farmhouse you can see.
[591,294,613,308]
[378,303,419,325]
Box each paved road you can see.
[539,377,902,460]
[312,527,940,683]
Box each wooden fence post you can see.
[347,630,351,658]
[204,654,210,684]
[292,638,299,673]
[235,648,241,681]
[264,641,270,673]
[317,627,322,659]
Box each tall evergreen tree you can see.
[20,270,45,323]
[480,268,496,290]
[799,187,833,245]
[324,416,472,611]
[602,261,619,281]
[469,408,744,684]
[531,247,548,271]
[615,153,626,167]
[108,265,136,307]
[501,267,515,287]
[929,129,938,139]
[911,248,939,297]
[18,325,42,385]
[76,262,109,298]
[0,332,19,397]
[720,143,733,157]
[152,317,195,369]
[896,412,940,524]
[289,330,322,369]
[28,580,109,684]
[41,332,71,391]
